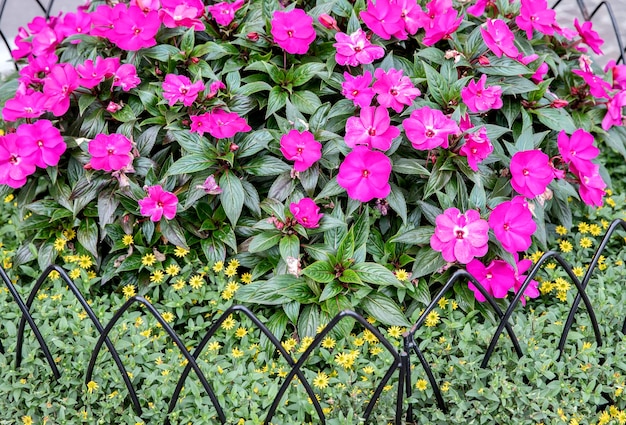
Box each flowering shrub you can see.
[0,0,624,331]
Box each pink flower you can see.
[43,63,79,116]
[318,14,339,31]
[430,208,489,264]
[416,0,462,46]
[467,0,490,17]
[2,89,46,122]
[481,19,519,58]
[17,120,66,168]
[360,0,405,40]
[345,106,400,151]
[280,130,322,172]
[0,133,37,189]
[90,4,125,38]
[207,0,245,27]
[489,197,536,254]
[333,29,385,67]
[513,258,539,306]
[271,9,316,55]
[601,90,626,131]
[342,72,375,108]
[574,18,604,55]
[112,64,141,91]
[196,175,222,195]
[162,74,205,107]
[290,198,323,229]
[372,68,421,113]
[56,10,92,42]
[109,6,160,51]
[461,74,503,113]
[467,259,516,301]
[557,129,599,176]
[605,60,626,90]
[337,146,391,202]
[572,68,611,98]
[459,126,493,171]
[572,163,606,207]
[516,0,556,40]
[76,57,120,89]
[403,106,460,150]
[531,62,549,83]
[509,150,554,198]
[88,133,133,172]
[159,0,205,30]
[138,185,178,221]
[18,52,58,86]
[191,109,251,139]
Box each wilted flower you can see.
[196,175,222,195]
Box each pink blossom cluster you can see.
[467,257,539,305]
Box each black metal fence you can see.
[1,218,626,424]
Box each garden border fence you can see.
[1,218,626,424]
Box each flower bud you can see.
[190,57,200,64]
[230,143,239,152]
[247,32,259,42]
[106,102,122,113]
[318,14,339,31]
[477,55,490,65]
[551,99,569,108]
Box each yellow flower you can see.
[69,268,81,280]
[387,326,403,339]
[395,269,410,281]
[63,228,76,240]
[578,222,590,234]
[299,336,314,353]
[425,311,440,328]
[313,372,329,390]
[164,264,180,276]
[226,281,240,292]
[231,347,244,358]
[601,219,609,230]
[451,300,458,310]
[369,346,384,355]
[174,246,189,257]
[282,338,298,352]
[122,284,136,298]
[589,224,602,236]
[530,251,544,263]
[598,411,611,425]
[441,381,450,392]
[540,281,554,294]
[235,327,248,338]
[554,278,571,292]
[150,270,165,283]
[87,380,99,394]
[53,238,67,251]
[556,290,568,302]
[606,198,616,208]
[225,265,238,277]
[559,240,573,253]
[362,366,375,375]
[142,253,157,266]
[122,234,134,246]
[22,416,33,425]
[555,225,568,236]
[48,270,60,281]
[212,261,224,272]
[221,315,236,330]
[161,311,175,323]
[172,278,185,290]
[241,272,253,284]
[572,266,585,278]
[545,262,556,270]
[228,258,240,269]
[189,274,204,289]
[221,288,235,300]
[4,194,14,203]
[353,337,365,347]
[362,329,378,344]
[416,379,428,391]
[140,329,152,338]
[437,297,449,309]
[321,336,336,349]
[335,352,356,369]
[579,237,593,249]
[208,341,221,352]
[87,271,97,279]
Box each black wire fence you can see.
[1,218,626,424]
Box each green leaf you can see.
[387,183,407,224]
[393,158,430,176]
[111,105,136,122]
[319,281,345,302]
[78,94,96,116]
[339,269,362,284]
[291,62,326,86]
[167,154,213,175]
[361,293,410,327]
[142,44,181,61]
[248,231,282,253]
[244,155,291,176]
[235,279,292,306]
[219,171,245,226]
[302,261,336,283]
[423,62,447,106]
[390,226,434,245]
[476,57,532,76]
[180,28,195,56]
[532,108,577,133]
[160,219,188,249]
[412,246,446,279]
[353,262,402,287]
[290,90,322,115]
[266,86,288,118]
[77,218,99,259]
[336,229,355,263]
[234,81,273,96]
[279,234,300,263]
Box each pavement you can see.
[0,0,625,74]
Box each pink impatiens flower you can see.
[88,133,133,172]
[280,130,322,172]
[360,0,405,40]
[488,197,536,254]
[430,207,489,264]
[509,150,554,198]
[162,74,205,107]
[459,126,493,171]
[403,106,460,150]
[138,185,178,222]
[481,19,519,58]
[342,72,375,108]
[416,0,462,46]
[572,163,606,207]
[513,258,540,306]
[112,64,141,91]
[76,56,119,89]
[467,258,516,302]
[601,90,626,131]
[337,146,392,202]
[290,198,323,229]
[461,74,503,113]
[372,68,421,113]
[207,0,245,26]
[515,0,556,40]
[109,6,160,51]
[557,129,599,176]
[345,106,400,151]
[574,18,604,55]
[43,63,79,116]
[333,29,385,67]
[0,133,37,188]
[271,9,316,55]
[191,109,252,139]
[17,120,66,169]
[159,0,205,30]
[2,88,46,122]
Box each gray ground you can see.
[0,0,624,73]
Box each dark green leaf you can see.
[361,293,410,327]
[390,226,434,245]
[412,246,446,279]
[219,171,245,226]
[302,261,336,283]
[353,262,402,287]
[248,231,282,253]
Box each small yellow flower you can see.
[150,270,165,283]
[589,224,602,236]
[4,193,14,203]
[321,336,336,349]
[555,225,567,236]
[579,237,593,249]
[313,372,329,390]
[425,311,440,327]
[437,297,449,309]
[87,380,98,394]
[22,416,33,425]
[165,264,180,276]
[226,281,240,292]
[362,366,375,375]
[235,327,248,338]
[122,284,136,298]
[545,262,556,270]
[395,269,410,281]
[140,329,152,338]
[224,265,238,277]
[172,278,185,290]
[530,251,544,263]
[540,281,554,294]
[174,246,189,257]
[228,258,240,269]
[416,379,428,391]
[221,315,236,330]
[450,300,458,310]
[601,219,609,230]
[282,338,298,352]
[554,277,571,292]
[606,198,616,208]
[353,337,365,347]
[231,347,244,358]
[208,341,221,352]
[572,266,585,277]
[69,268,81,280]
[161,311,175,323]
[559,240,573,253]
[578,222,590,234]
[556,290,568,302]
[299,336,314,353]
[142,253,157,266]
[212,261,224,272]
[387,326,403,339]
[221,288,235,300]
[362,329,378,344]
[189,274,204,289]
[335,352,356,369]
[48,270,60,280]
[369,346,383,356]
[122,234,134,246]
[53,238,67,251]
[63,228,76,241]
[240,272,253,284]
